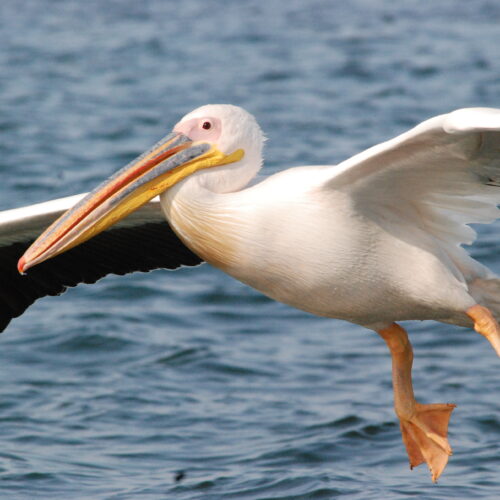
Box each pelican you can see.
[1,104,500,482]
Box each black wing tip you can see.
[0,221,203,332]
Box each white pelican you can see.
[1,104,500,482]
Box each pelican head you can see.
[173,104,264,193]
[18,104,264,273]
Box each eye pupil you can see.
[202,121,212,130]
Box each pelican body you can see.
[3,104,500,482]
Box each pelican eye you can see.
[202,121,212,130]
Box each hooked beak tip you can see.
[17,256,27,275]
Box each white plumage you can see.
[164,106,500,330]
[3,104,500,482]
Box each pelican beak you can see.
[18,132,244,273]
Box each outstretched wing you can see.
[326,108,500,267]
[0,194,203,332]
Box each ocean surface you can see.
[1,1,500,498]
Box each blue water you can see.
[1,1,500,498]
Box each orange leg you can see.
[466,304,500,357]
[378,323,456,483]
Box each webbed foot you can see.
[399,402,456,482]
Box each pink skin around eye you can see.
[174,117,222,142]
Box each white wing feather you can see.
[326,108,500,264]
[0,194,164,246]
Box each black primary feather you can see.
[0,221,203,332]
